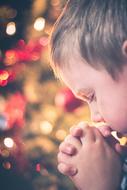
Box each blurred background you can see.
[0,0,91,190]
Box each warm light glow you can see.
[0,70,9,80]
[41,106,57,123]
[119,136,127,145]
[4,137,14,148]
[2,161,11,170]
[40,121,53,135]
[1,149,10,157]
[34,17,45,31]
[36,163,41,172]
[4,50,18,65]
[56,129,67,140]
[6,22,16,35]
[39,37,48,46]
[51,0,60,6]
[55,93,66,106]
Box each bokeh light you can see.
[6,22,16,35]
[4,137,14,148]
[40,121,53,135]
[2,161,11,170]
[34,17,45,31]
[55,129,67,141]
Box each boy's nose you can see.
[91,111,104,123]
[89,103,104,123]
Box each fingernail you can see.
[66,147,73,154]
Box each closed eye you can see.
[89,93,97,103]
[75,90,96,103]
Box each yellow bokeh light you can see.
[4,137,14,148]
[40,121,53,135]
[6,22,16,35]
[0,70,9,80]
[34,17,45,31]
[55,129,67,141]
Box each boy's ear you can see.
[122,40,127,57]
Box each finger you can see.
[57,152,71,163]
[70,122,88,136]
[69,125,76,134]
[70,126,83,137]
[77,122,96,143]
[57,163,77,176]
[59,142,77,155]
[77,121,89,129]
[91,127,104,142]
[97,125,112,137]
[64,135,82,148]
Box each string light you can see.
[34,17,45,31]
[40,121,53,135]
[2,161,11,170]
[0,70,9,87]
[4,50,18,65]
[36,163,41,172]
[0,70,9,80]
[4,137,14,148]
[6,22,16,35]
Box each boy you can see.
[50,0,127,189]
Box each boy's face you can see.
[59,60,127,135]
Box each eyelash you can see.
[83,93,96,103]
[89,93,96,103]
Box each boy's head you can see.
[50,0,127,135]
[50,0,127,78]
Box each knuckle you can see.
[57,152,63,162]
[69,125,76,133]
[57,163,77,176]
[57,163,69,174]
[59,142,65,151]
[64,134,72,142]
[78,121,89,128]
[59,142,76,155]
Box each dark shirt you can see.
[121,159,127,190]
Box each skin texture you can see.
[58,123,122,190]
[59,60,127,134]
[56,55,127,189]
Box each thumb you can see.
[97,125,112,137]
